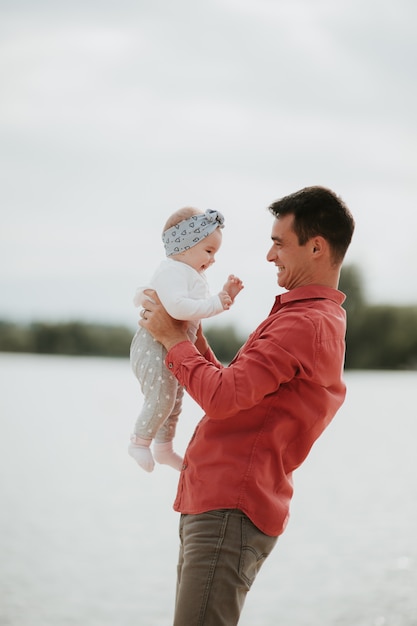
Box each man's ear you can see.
[311,236,326,256]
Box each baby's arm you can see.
[154,266,226,320]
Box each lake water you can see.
[0,353,416,626]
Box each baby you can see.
[128,207,243,472]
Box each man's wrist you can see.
[163,333,190,352]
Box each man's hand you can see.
[139,289,190,351]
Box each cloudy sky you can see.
[1,0,416,334]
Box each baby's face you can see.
[177,227,223,272]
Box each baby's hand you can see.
[223,275,244,303]
[219,291,233,310]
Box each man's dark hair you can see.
[268,186,355,264]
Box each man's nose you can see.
[266,247,275,262]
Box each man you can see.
[139,186,355,626]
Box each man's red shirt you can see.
[166,285,347,536]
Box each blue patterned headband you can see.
[162,209,225,257]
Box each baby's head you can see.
[162,207,204,235]
[162,207,225,272]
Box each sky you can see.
[1,0,416,335]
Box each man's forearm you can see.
[195,330,210,355]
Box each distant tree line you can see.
[0,321,133,358]
[1,266,416,369]
[0,319,245,363]
[339,266,417,370]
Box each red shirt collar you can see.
[271,285,346,314]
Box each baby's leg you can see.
[154,385,184,471]
[129,329,177,472]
